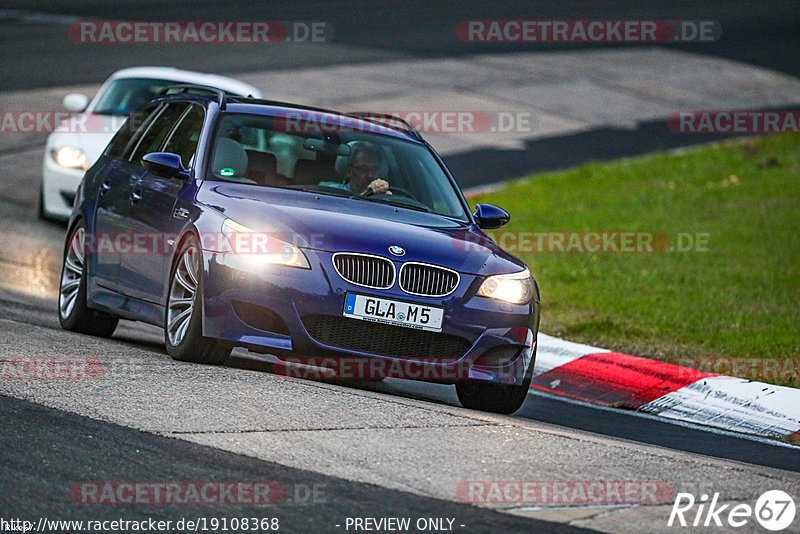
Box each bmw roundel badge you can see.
[389,245,405,256]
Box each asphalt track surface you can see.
[2,0,800,90]
[0,395,595,534]
[1,1,800,532]
[2,285,800,474]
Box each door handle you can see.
[99,181,111,194]
[130,188,142,203]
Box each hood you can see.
[197,183,526,276]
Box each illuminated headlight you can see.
[52,147,89,169]
[477,268,535,305]
[222,218,310,269]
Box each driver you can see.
[323,142,391,196]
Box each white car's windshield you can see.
[93,78,176,115]
[206,113,469,220]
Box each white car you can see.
[41,66,262,220]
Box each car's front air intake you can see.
[332,253,395,289]
[302,314,471,362]
[399,262,459,297]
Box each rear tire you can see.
[58,224,118,337]
[165,235,231,364]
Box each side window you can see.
[129,102,189,165]
[104,104,162,160]
[162,104,205,168]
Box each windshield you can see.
[92,78,177,115]
[205,113,469,219]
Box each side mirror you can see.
[473,203,510,229]
[63,93,89,112]
[142,152,188,179]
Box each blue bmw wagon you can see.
[58,85,540,414]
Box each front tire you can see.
[455,379,531,415]
[58,224,118,337]
[165,235,231,364]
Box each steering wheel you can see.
[364,187,431,212]
[362,186,416,200]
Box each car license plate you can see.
[343,293,443,332]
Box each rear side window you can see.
[129,102,190,165]
[104,104,162,160]
[162,104,205,168]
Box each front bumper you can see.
[200,248,539,385]
[42,155,83,220]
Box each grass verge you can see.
[469,133,800,387]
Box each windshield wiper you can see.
[290,186,429,212]
[292,186,367,201]
[368,198,431,213]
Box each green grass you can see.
[469,133,800,387]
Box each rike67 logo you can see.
[668,490,796,531]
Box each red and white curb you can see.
[532,333,800,440]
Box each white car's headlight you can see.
[52,147,89,170]
[477,268,536,305]
[222,218,310,269]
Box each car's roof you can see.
[152,88,424,143]
[105,66,262,98]
[222,100,422,142]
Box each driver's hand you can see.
[367,179,391,195]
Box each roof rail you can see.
[157,84,227,109]
[346,112,425,141]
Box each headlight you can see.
[221,218,310,269]
[52,147,89,169]
[477,268,535,305]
